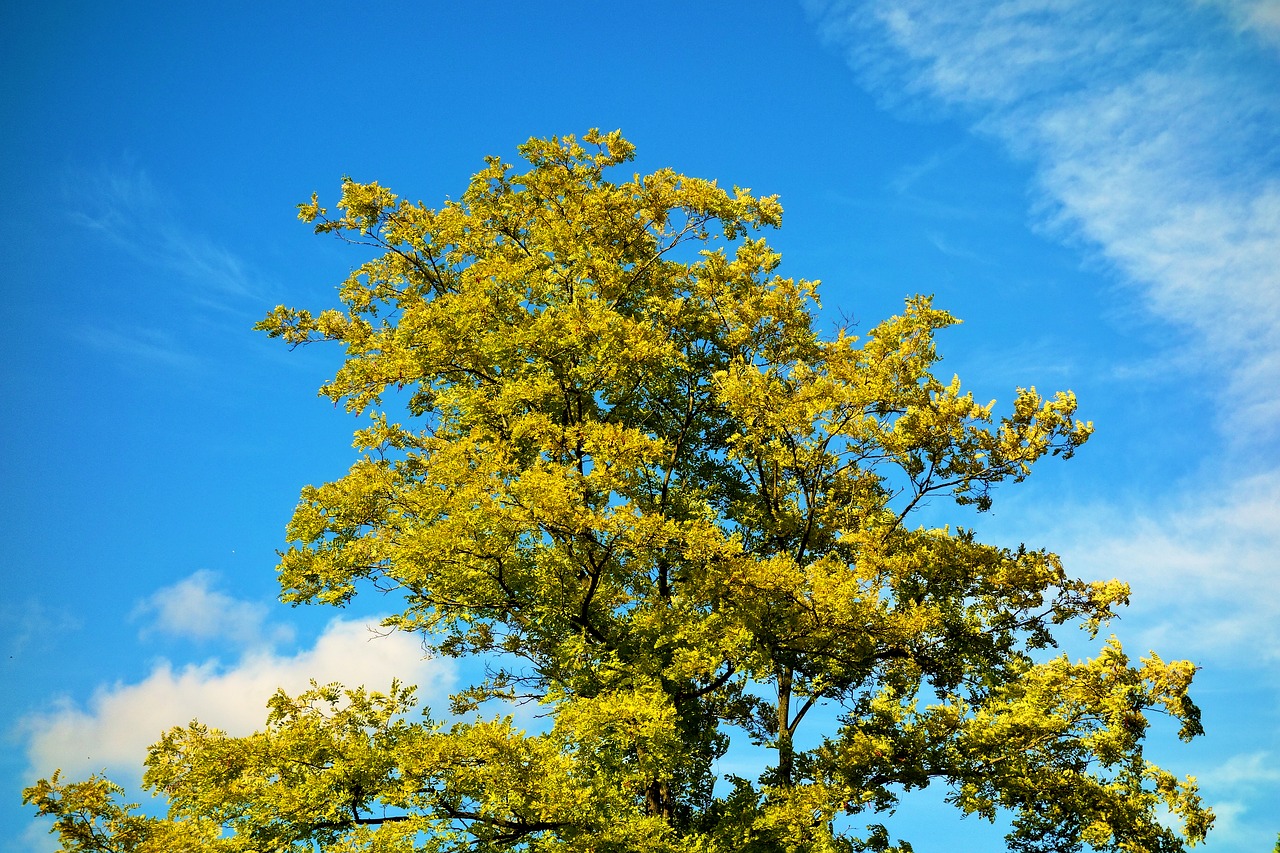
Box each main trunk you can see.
[777,668,794,787]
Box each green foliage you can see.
[21,771,227,852]
[26,130,1212,852]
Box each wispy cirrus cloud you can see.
[71,166,255,303]
[806,0,1280,446]
[804,24,1280,851]
[66,165,261,371]
[72,323,203,371]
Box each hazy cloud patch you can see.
[1200,751,1280,791]
[1190,751,1280,850]
[1201,0,1280,48]
[1,600,81,659]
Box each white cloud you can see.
[1000,466,1280,669]
[806,0,1280,447]
[19,616,456,785]
[131,571,294,649]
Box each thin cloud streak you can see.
[70,165,257,304]
[807,0,1280,446]
[63,165,267,372]
[73,323,203,371]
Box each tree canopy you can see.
[26,129,1212,853]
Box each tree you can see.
[26,130,1212,852]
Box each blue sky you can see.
[2,1,1277,850]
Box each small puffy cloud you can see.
[131,570,293,649]
[19,616,456,785]
[1200,751,1280,791]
